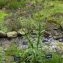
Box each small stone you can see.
[59,38,63,42]
[53,36,60,40]
[18,29,27,36]
[0,31,6,37]
[42,40,48,42]
[7,31,17,38]
[45,53,52,59]
[22,41,27,45]
[44,31,51,38]
[14,55,21,62]
[31,30,38,35]
[18,31,25,35]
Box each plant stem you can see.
[37,22,41,49]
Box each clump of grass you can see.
[5,13,21,31]
[0,0,7,9]
[0,11,8,32]
[0,47,5,63]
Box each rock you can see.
[59,38,63,42]
[0,31,7,37]
[18,31,25,36]
[44,31,51,38]
[53,35,63,40]
[42,39,48,42]
[18,29,27,36]
[31,30,38,35]
[7,31,17,38]
[45,53,52,59]
[53,36,60,40]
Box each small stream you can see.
[0,34,63,50]
[0,34,38,49]
[0,36,28,49]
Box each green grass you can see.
[0,11,8,32]
[0,0,63,32]
[34,1,63,20]
[0,11,7,21]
